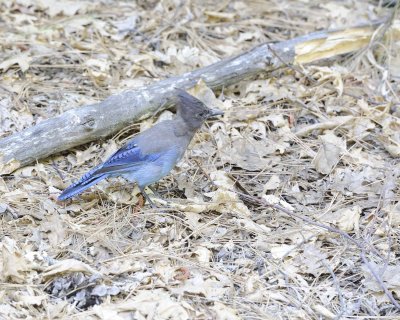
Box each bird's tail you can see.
[58,166,107,201]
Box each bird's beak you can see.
[207,109,224,118]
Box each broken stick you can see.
[0,21,391,174]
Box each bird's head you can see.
[175,88,224,130]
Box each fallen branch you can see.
[0,20,394,174]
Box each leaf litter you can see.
[0,0,400,319]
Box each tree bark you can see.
[0,21,390,174]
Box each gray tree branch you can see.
[0,21,389,174]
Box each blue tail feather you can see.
[58,164,107,201]
[58,175,107,200]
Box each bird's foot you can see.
[139,187,157,208]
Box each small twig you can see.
[193,158,213,185]
[51,159,64,181]
[320,259,346,319]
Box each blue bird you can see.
[58,89,224,206]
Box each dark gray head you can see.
[175,89,224,130]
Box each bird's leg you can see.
[139,186,155,208]
[148,185,172,208]
[148,185,161,198]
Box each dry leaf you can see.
[17,293,47,306]
[263,175,281,191]
[92,289,190,320]
[363,263,400,292]
[163,171,251,217]
[171,272,232,299]
[76,145,99,165]
[295,116,353,137]
[322,205,361,232]
[0,237,34,284]
[270,244,297,259]
[312,132,346,174]
[312,304,336,319]
[211,302,241,320]
[0,54,32,73]
[42,259,101,280]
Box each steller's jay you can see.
[58,89,224,206]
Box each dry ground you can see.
[1,0,400,319]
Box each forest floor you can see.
[0,0,399,319]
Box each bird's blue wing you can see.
[95,142,162,175]
[58,142,162,200]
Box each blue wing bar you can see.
[58,143,162,200]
